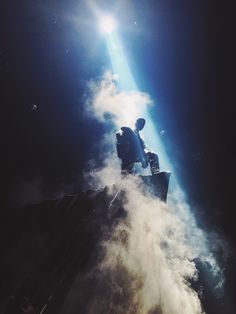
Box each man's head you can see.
[135,118,146,131]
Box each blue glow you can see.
[106,33,137,91]
[105,30,185,200]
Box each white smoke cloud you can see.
[86,71,152,127]
[98,175,203,314]
[64,72,225,314]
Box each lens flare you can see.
[99,16,116,34]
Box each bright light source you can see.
[99,16,116,34]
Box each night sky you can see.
[1,0,235,309]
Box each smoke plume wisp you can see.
[100,177,204,314]
[86,71,152,127]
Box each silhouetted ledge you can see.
[0,185,126,314]
[0,171,172,313]
[0,180,231,314]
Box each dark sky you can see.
[1,0,235,269]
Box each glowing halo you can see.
[99,15,117,34]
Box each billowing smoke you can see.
[86,71,152,127]
[63,72,224,314]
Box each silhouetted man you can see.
[116,118,160,175]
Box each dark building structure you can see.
[0,183,234,314]
[0,187,125,313]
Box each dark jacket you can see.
[116,127,147,166]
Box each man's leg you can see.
[121,161,135,176]
[146,151,160,175]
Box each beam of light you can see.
[82,11,224,309]
[104,26,185,202]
